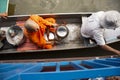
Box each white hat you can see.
[100,10,120,29]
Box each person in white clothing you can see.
[81,10,120,55]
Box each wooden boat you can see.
[0,13,120,60]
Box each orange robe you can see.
[25,15,56,49]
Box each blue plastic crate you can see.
[0,58,120,80]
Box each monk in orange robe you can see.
[24,15,57,49]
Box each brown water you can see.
[9,0,120,15]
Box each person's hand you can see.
[0,13,7,19]
[53,23,58,27]
[46,41,54,45]
[116,51,120,56]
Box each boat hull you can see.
[0,13,120,60]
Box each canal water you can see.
[8,0,120,15]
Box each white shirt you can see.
[81,11,106,45]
